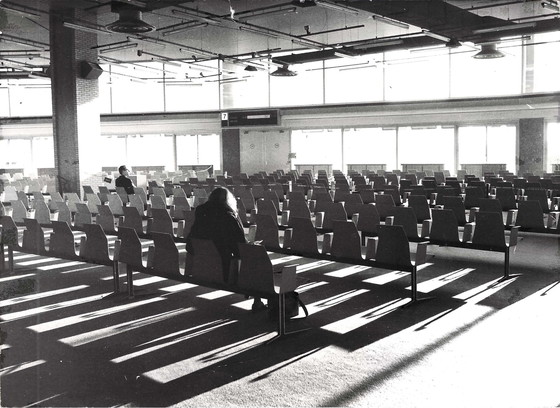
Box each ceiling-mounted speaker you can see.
[80,61,103,79]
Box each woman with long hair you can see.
[186,186,265,311]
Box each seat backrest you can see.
[49,220,77,258]
[263,190,281,213]
[289,216,319,254]
[34,200,52,225]
[322,202,348,230]
[525,188,549,212]
[22,218,46,254]
[256,198,278,221]
[80,223,111,263]
[151,231,180,276]
[464,186,485,209]
[133,187,148,204]
[515,200,544,229]
[115,187,129,204]
[237,243,274,294]
[389,206,420,239]
[54,201,72,224]
[342,194,364,218]
[355,203,380,235]
[9,200,27,223]
[495,187,517,211]
[374,194,395,221]
[359,189,376,204]
[0,215,20,247]
[286,199,311,225]
[127,194,145,215]
[472,211,506,247]
[186,238,225,284]
[117,226,144,268]
[149,208,174,235]
[95,204,116,233]
[429,209,460,243]
[65,192,82,213]
[74,203,92,227]
[86,193,102,214]
[254,213,281,249]
[122,206,145,234]
[107,194,125,216]
[149,194,167,211]
[375,225,412,269]
[441,195,467,226]
[407,194,431,222]
[17,191,30,209]
[331,220,362,260]
[478,198,503,214]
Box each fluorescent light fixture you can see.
[0,4,40,18]
[171,8,221,25]
[372,14,409,29]
[291,38,322,50]
[98,42,138,54]
[158,22,208,36]
[0,34,48,49]
[472,22,536,34]
[353,39,404,50]
[315,1,360,15]
[238,7,297,21]
[137,50,182,67]
[0,51,41,58]
[422,30,450,42]
[239,26,279,39]
[63,21,110,35]
[339,62,375,71]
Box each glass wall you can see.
[177,134,221,171]
[342,127,397,171]
[397,126,455,171]
[3,35,560,117]
[458,125,516,173]
[291,129,343,171]
[546,122,560,173]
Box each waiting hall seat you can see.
[74,203,93,227]
[10,200,29,224]
[386,206,429,242]
[48,220,81,260]
[441,195,468,226]
[374,194,396,221]
[494,187,517,211]
[407,194,431,223]
[252,213,281,249]
[285,217,319,255]
[22,218,47,256]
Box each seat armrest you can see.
[249,208,257,224]
[506,209,516,227]
[283,228,293,249]
[322,232,333,254]
[468,208,478,223]
[414,242,428,266]
[176,220,185,238]
[421,219,431,238]
[308,199,316,213]
[146,245,155,268]
[112,239,121,261]
[276,264,298,294]
[281,210,290,226]
[78,236,87,257]
[546,211,559,229]
[508,226,519,247]
[385,216,394,226]
[462,222,474,242]
[314,211,324,228]
[351,213,359,225]
[247,224,257,243]
[365,236,377,260]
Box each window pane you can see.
[220,63,269,109]
[127,134,174,170]
[487,125,516,173]
[531,32,560,93]
[385,48,450,101]
[176,135,198,165]
[291,129,342,171]
[0,139,32,172]
[197,134,221,171]
[343,127,397,171]
[270,61,324,107]
[450,42,522,97]
[0,88,10,117]
[546,122,560,173]
[398,126,455,172]
[458,126,486,165]
[324,58,383,104]
[32,137,55,169]
[98,136,127,170]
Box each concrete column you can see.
[518,118,545,176]
[222,128,240,176]
[50,12,101,194]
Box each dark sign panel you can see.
[221,110,279,127]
